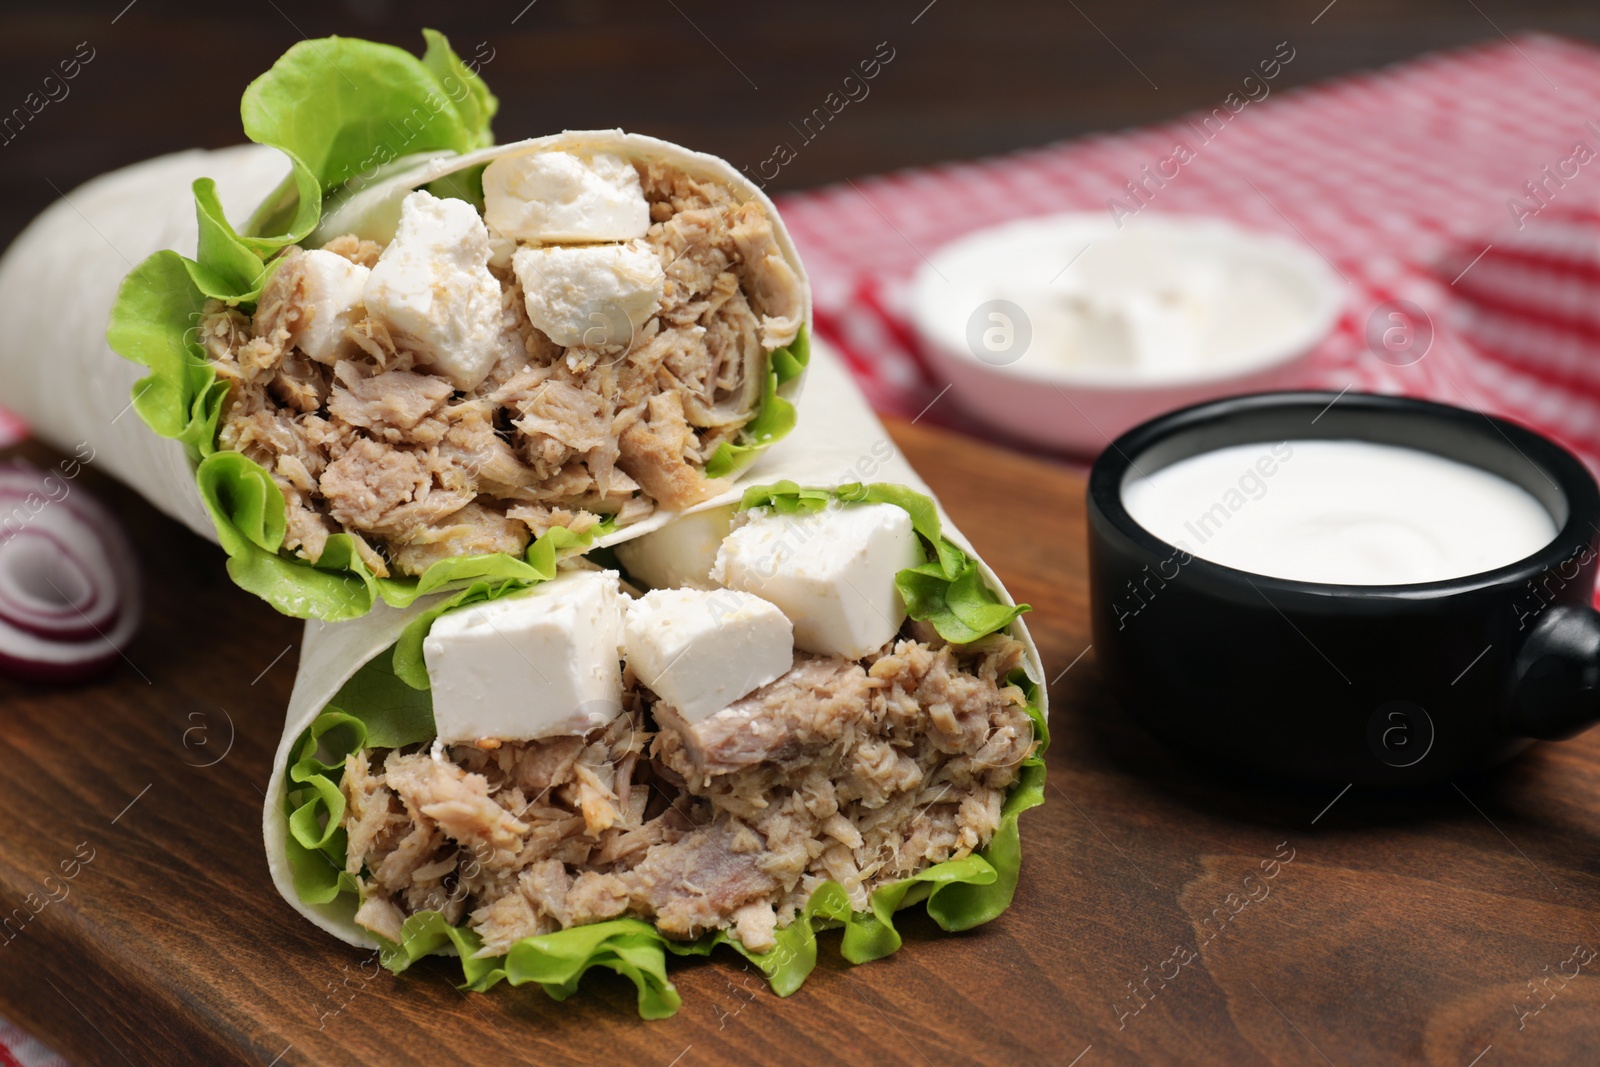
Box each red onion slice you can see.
[0,461,143,683]
[0,529,110,640]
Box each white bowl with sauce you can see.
[909,213,1344,455]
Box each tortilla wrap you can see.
[0,80,810,619]
[262,338,1047,1014]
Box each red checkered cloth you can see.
[772,33,1600,470]
[0,1019,67,1067]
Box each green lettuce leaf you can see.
[196,451,374,621]
[282,647,439,904]
[737,480,1031,644]
[103,250,220,457]
[105,31,507,618]
[189,178,268,302]
[241,34,495,200]
[283,644,1046,1018]
[283,709,363,905]
[420,29,498,151]
[704,326,810,479]
[327,647,437,749]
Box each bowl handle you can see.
[1506,604,1600,741]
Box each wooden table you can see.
[1,422,1597,1066]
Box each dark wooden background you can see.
[3,0,1600,252]
[2,3,1600,1065]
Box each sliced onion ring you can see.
[0,462,143,683]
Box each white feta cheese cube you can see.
[424,569,625,744]
[485,222,517,271]
[623,588,793,723]
[363,190,503,391]
[289,249,369,364]
[712,503,923,660]
[512,241,664,349]
[483,150,651,244]
[613,505,735,591]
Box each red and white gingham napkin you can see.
[772,34,1600,470]
[1439,204,1600,409]
[0,1018,67,1067]
[2,36,1599,1064]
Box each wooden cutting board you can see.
[1,421,1596,1067]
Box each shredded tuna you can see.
[342,630,1035,956]
[327,367,454,439]
[653,654,875,775]
[321,233,384,268]
[209,160,803,576]
[618,392,725,509]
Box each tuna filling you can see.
[341,628,1035,955]
[206,162,802,577]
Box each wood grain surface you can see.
[1,421,1597,1066]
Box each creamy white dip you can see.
[1121,440,1557,584]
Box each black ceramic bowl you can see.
[1087,391,1600,787]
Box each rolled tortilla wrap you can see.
[0,33,811,622]
[0,145,290,540]
[263,339,1048,1017]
